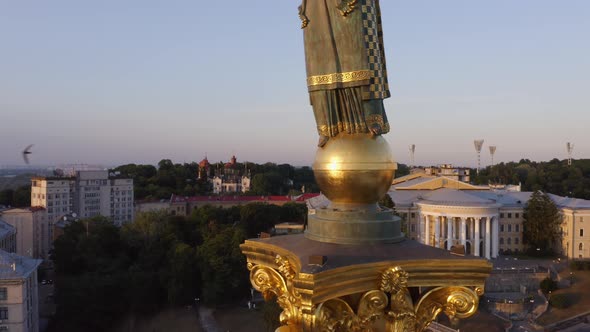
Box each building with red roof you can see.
[137,193,320,217]
[211,155,251,194]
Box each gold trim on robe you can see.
[307,70,373,87]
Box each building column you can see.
[460,217,467,246]
[447,217,453,250]
[492,215,499,258]
[424,215,430,246]
[474,218,480,257]
[435,216,441,248]
[485,217,491,259]
[417,212,422,241]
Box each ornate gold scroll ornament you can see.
[414,286,480,332]
[314,266,482,332]
[247,255,302,327]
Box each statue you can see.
[299,0,390,147]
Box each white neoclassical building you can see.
[389,173,590,260]
[412,190,501,259]
[390,175,514,259]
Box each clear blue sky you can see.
[1,1,589,167]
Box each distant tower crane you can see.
[474,139,484,175]
[489,146,497,166]
[566,142,574,166]
[409,144,416,168]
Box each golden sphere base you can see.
[309,134,399,244]
[312,134,396,205]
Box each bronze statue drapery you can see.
[300,0,391,147]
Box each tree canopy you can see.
[49,202,307,332]
[522,191,561,255]
[472,159,590,199]
[0,185,30,207]
[112,159,321,200]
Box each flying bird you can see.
[22,144,34,164]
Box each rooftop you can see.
[170,193,320,205]
[0,219,15,239]
[0,206,46,214]
[0,249,41,280]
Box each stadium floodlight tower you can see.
[489,145,497,166]
[409,144,416,168]
[567,142,574,166]
[474,139,484,175]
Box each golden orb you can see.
[313,134,396,206]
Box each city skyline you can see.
[1,1,589,167]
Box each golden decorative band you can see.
[307,70,372,87]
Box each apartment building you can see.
[31,171,134,227]
[0,250,41,332]
[0,221,16,254]
[0,209,48,259]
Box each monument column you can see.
[240,4,494,330]
[485,217,491,259]
[447,217,453,250]
[474,218,481,257]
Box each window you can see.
[500,225,504,232]
[0,307,7,320]
[411,213,416,219]
[507,238,512,245]
[581,229,584,237]
[0,288,6,300]
[515,238,519,245]
[515,213,520,219]
[508,224,512,232]
[500,238,504,245]
[516,225,520,232]
[508,213,512,218]
[411,224,416,232]
[579,243,583,251]
[500,213,505,218]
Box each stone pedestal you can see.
[240,234,492,332]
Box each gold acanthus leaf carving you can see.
[276,255,296,281]
[249,262,302,327]
[316,298,354,332]
[414,286,479,332]
[380,267,416,332]
[316,290,387,332]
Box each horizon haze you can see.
[1,1,589,167]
